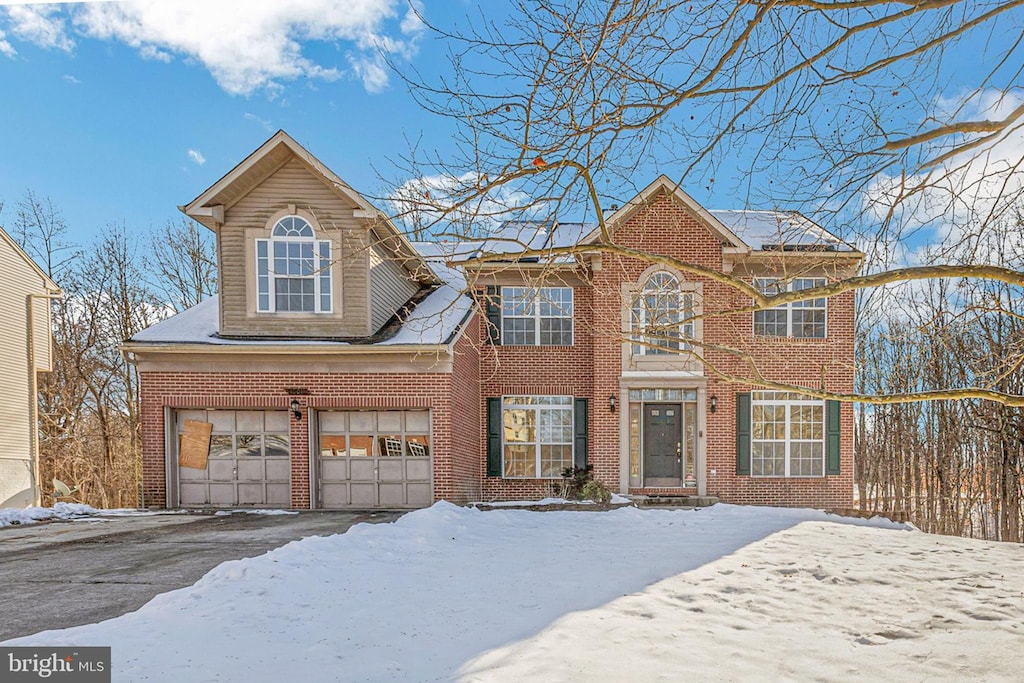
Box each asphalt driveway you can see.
[0,510,400,641]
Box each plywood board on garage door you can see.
[175,410,291,507]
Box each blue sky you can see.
[0,0,477,244]
[0,1,1020,253]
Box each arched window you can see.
[255,215,332,313]
[631,272,694,355]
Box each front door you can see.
[643,403,682,487]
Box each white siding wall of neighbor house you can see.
[0,231,53,507]
[369,240,420,333]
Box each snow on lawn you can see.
[6,503,1023,682]
[0,502,96,526]
[0,504,188,526]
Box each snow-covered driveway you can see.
[6,503,1023,682]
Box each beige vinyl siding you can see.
[218,157,372,338]
[369,241,421,333]
[31,295,52,372]
[0,233,50,507]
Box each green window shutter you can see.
[573,398,588,469]
[826,399,841,475]
[487,397,503,477]
[736,392,751,476]
[485,286,501,344]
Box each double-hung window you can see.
[753,277,826,338]
[631,272,695,355]
[256,216,332,313]
[501,287,573,345]
[751,391,824,477]
[501,396,574,478]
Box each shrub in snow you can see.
[554,465,612,503]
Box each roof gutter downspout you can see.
[27,290,63,507]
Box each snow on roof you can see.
[708,210,854,252]
[130,210,849,348]
[470,220,594,261]
[129,257,473,348]
[462,211,852,258]
[477,221,551,255]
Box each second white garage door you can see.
[317,410,432,508]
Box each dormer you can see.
[181,131,439,339]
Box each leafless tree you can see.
[15,192,171,508]
[387,0,1024,407]
[379,1,1024,537]
[149,218,217,312]
[856,215,1024,541]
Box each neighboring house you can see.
[0,227,60,507]
[124,131,862,510]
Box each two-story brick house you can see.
[124,131,861,510]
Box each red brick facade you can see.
[470,190,857,508]
[136,176,857,511]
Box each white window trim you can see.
[256,222,333,314]
[752,277,827,338]
[631,273,696,355]
[750,392,825,478]
[501,395,574,479]
[499,286,574,346]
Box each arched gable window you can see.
[255,215,332,313]
[631,271,694,355]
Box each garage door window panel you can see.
[380,436,404,457]
[406,435,430,457]
[209,435,233,458]
[236,435,262,457]
[321,435,347,457]
[348,435,374,457]
[265,434,289,457]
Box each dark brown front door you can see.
[643,403,682,487]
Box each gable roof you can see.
[460,176,856,262]
[182,130,379,220]
[0,226,61,292]
[580,175,748,249]
[181,130,439,285]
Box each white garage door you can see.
[317,409,432,508]
[175,410,291,507]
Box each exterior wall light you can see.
[710,395,718,414]
[609,394,617,413]
[290,399,302,420]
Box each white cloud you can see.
[0,28,14,58]
[62,73,79,84]
[6,4,74,51]
[345,2,424,94]
[390,172,531,237]
[187,148,206,166]
[863,89,1024,264]
[244,112,274,132]
[1,1,421,95]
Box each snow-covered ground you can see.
[6,503,1023,682]
[0,504,188,526]
[0,502,97,526]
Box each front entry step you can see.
[630,495,719,508]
